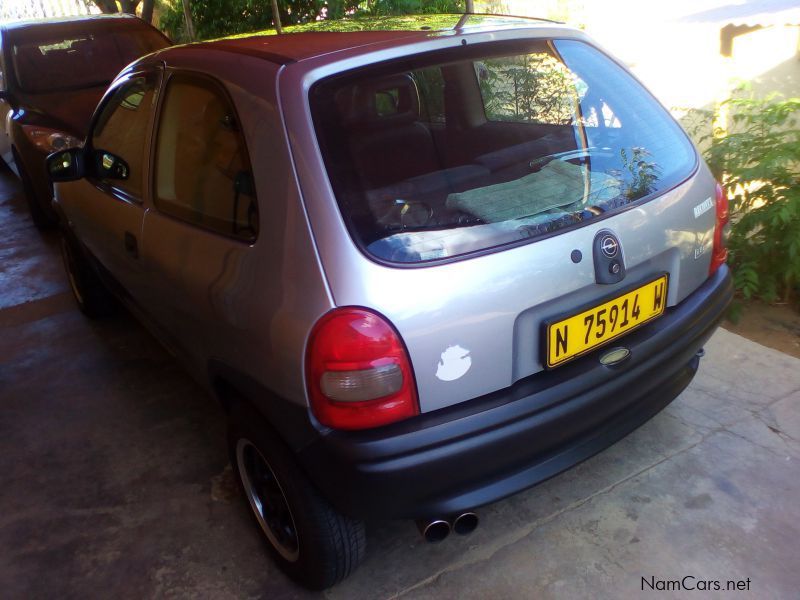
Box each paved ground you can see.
[1,165,799,600]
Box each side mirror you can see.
[94,150,129,180]
[47,148,86,182]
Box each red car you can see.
[0,14,169,227]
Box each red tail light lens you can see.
[306,308,419,430]
[709,182,730,275]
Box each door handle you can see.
[124,231,138,258]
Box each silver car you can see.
[48,15,733,589]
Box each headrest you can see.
[337,74,421,128]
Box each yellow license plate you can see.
[546,275,669,368]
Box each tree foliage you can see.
[686,92,800,305]
[89,0,154,22]
[159,0,465,41]
[477,53,575,124]
[365,0,462,15]
[160,0,282,40]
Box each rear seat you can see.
[338,74,578,225]
[339,74,489,218]
[473,130,575,183]
[364,165,489,206]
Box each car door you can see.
[65,69,161,303]
[140,71,259,371]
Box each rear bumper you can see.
[297,266,733,520]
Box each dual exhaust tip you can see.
[417,512,479,543]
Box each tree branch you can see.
[141,0,154,23]
[92,0,119,14]
[271,0,283,34]
[118,0,141,14]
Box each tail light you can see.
[306,307,419,430]
[709,182,730,275]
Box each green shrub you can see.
[160,0,333,42]
[685,93,800,305]
[366,0,462,15]
[159,0,465,41]
[160,0,273,41]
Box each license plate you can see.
[545,275,669,368]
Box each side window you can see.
[91,74,158,197]
[154,74,258,241]
[475,53,580,125]
[374,88,400,117]
[413,66,446,124]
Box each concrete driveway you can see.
[1,165,798,599]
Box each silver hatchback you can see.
[48,15,732,589]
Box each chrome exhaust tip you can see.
[416,519,451,543]
[451,512,479,536]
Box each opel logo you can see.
[600,235,619,258]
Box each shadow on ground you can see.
[1,166,799,599]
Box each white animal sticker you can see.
[436,345,472,381]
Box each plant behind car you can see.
[159,0,464,42]
[686,93,800,307]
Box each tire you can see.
[13,148,58,230]
[228,403,366,590]
[59,232,115,318]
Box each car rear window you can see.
[310,39,697,264]
[11,26,167,94]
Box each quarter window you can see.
[414,67,446,123]
[153,74,258,241]
[476,53,579,125]
[91,74,158,198]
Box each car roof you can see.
[162,14,563,65]
[198,30,432,64]
[1,13,139,33]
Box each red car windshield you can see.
[12,25,168,94]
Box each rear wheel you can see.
[59,232,115,318]
[228,404,366,590]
